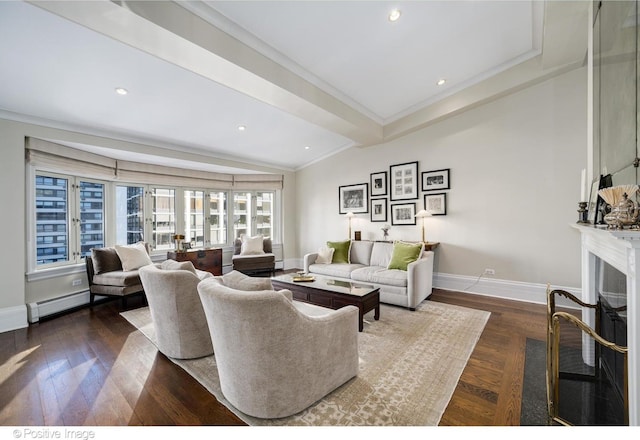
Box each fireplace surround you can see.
[573,224,639,425]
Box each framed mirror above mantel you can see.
[592,0,639,191]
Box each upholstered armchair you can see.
[86,242,151,308]
[138,260,214,359]
[197,278,359,419]
[231,235,275,276]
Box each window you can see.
[115,185,145,245]
[208,191,227,245]
[185,190,205,247]
[35,175,69,265]
[78,181,105,257]
[30,170,278,271]
[233,191,275,239]
[34,173,105,266]
[255,191,273,239]
[152,188,175,251]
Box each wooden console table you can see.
[167,248,222,276]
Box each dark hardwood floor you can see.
[0,283,548,426]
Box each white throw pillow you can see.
[315,246,335,264]
[240,234,265,255]
[114,242,153,271]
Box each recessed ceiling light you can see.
[436,79,446,86]
[237,125,246,131]
[305,146,311,150]
[388,9,401,22]
[115,87,128,95]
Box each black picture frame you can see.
[590,174,612,224]
[390,161,419,201]
[422,168,450,191]
[370,198,387,222]
[370,171,388,197]
[587,178,600,224]
[424,193,447,216]
[391,202,416,225]
[338,183,369,214]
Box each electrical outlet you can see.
[483,268,495,276]
[72,279,82,286]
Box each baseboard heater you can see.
[27,290,91,323]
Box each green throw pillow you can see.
[387,241,423,271]
[327,240,351,264]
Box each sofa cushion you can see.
[327,240,351,263]
[91,247,122,274]
[387,241,423,271]
[351,266,408,288]
[92,270,142,287]
[370,241,394,267]
[350,240,373,265]
[161,259,197,274]
[240,234,265,255]
[114,242,153,271]
[315,246,335,264]
[308,263,364,279]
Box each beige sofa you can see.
[197,276,359,418]
[304,240,434,310]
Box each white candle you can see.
[580,168,586,201]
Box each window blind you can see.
[26,137,284,190]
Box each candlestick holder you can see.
[577,201,589,224]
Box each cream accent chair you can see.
[138,260,215,359]
[197,277,359,419]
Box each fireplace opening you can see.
[599,261,627,408]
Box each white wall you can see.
[296,67,588,303]
[0,120,27,331]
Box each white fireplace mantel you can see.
[572,224,640,425]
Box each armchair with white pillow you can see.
[231,234,276,277]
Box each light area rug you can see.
[120,301,490,426]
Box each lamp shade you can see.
[415,209,431,218]
[346,212,355,218]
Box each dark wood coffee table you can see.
[271,274,380,332]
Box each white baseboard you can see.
[0,305,28,333]
[433,272,581,308]
[27,290,91,323]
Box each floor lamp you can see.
[346,212,355,239]
[414,209,431,243]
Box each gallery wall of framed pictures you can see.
[341,161,451,227]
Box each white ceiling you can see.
[0,1,588,174]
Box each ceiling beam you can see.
[28,0,383,146]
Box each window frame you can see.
[27,167,281,274]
